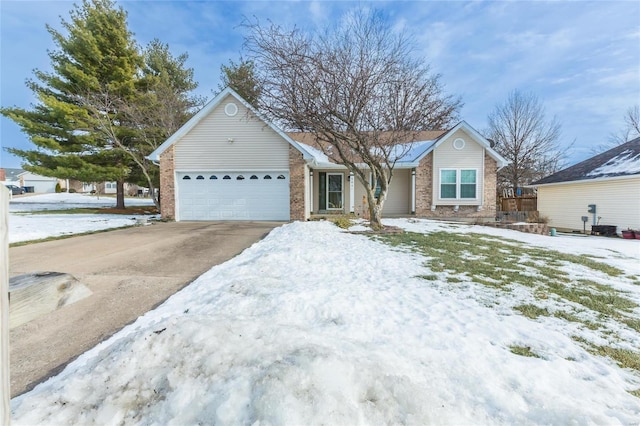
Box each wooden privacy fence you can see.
[500,196,537,212]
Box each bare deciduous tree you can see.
[601,105,640,151]
[243,9,461,230]
[487,90,563,191]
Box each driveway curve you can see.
[9,221,280,397]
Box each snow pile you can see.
[8,193,156,243]
[11,220,640,424]
[587,149,640,177]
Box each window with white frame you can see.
[440,169,477,199]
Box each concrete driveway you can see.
[9,221,281,397]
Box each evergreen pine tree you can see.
[2,0,140,208]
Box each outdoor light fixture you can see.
[227,138,234,144]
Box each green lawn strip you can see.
[9,225,138,247]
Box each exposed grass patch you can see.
[629,389,640,399]
[329,216,354,229]
[509,345,541,358]
[376,230,639,374]
[513,304,549,319]
[572,336,640,373]
[418,274,438,281]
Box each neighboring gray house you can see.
[149,88,508,222]
[531,137,640,232]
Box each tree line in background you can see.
[1,0,637,216]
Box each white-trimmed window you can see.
[440,169,477,199]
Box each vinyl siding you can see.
[432,128,484,205]
[347,169,410,215]
[384,169,411,214]
[174,94,290,170]
[537,177,640,231]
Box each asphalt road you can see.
[9,221,280,398]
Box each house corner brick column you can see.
[414,152,433,216]
[289,146,306,221]
[159,146,176,221]
[484,153,498,217]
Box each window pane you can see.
[328,192,343,209]
[441,170,456,184]
[461,184,476,198]
[441,184,456,198]
[328,175,342,191]
[461,170,476,183]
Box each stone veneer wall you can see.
[159,146,176,220]
[414,151,499,220]
[289,145,306,221]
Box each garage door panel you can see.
[177,172,290,221]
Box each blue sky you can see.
[1,0,639,170]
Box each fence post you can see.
[1,187,10,425]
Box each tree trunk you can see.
[367,190,387,231]
[116,180,125,209]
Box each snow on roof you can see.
[533,136,640,185]
[297,139,438,166]
[296,142,331,163]
[586,149,640,177]
[391,140,437,163]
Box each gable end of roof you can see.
[147,87,313,162]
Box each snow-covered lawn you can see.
[8,193,156,244]
[10,219,640,424]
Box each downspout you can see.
[411,168,416,214]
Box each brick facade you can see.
[289,145,307,221]
[159,146,176,220]
[483,151,498,217]
[414,152,433,216]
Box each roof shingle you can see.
[532,137,640,185]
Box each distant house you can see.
[19,171,59,193]
[531,137,640,232]
[0,168,23,186]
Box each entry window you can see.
[223,175,231,180]
[196,175,204,180]
[210,175,218,180]
[182,175,191,180]
[327,173,343,210]
[237,175,245,180]
[277,175,286,180]
[440,169,477,199]
[264,175,272,180]
[250,175,258,180]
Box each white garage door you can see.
[177,172,290,221]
